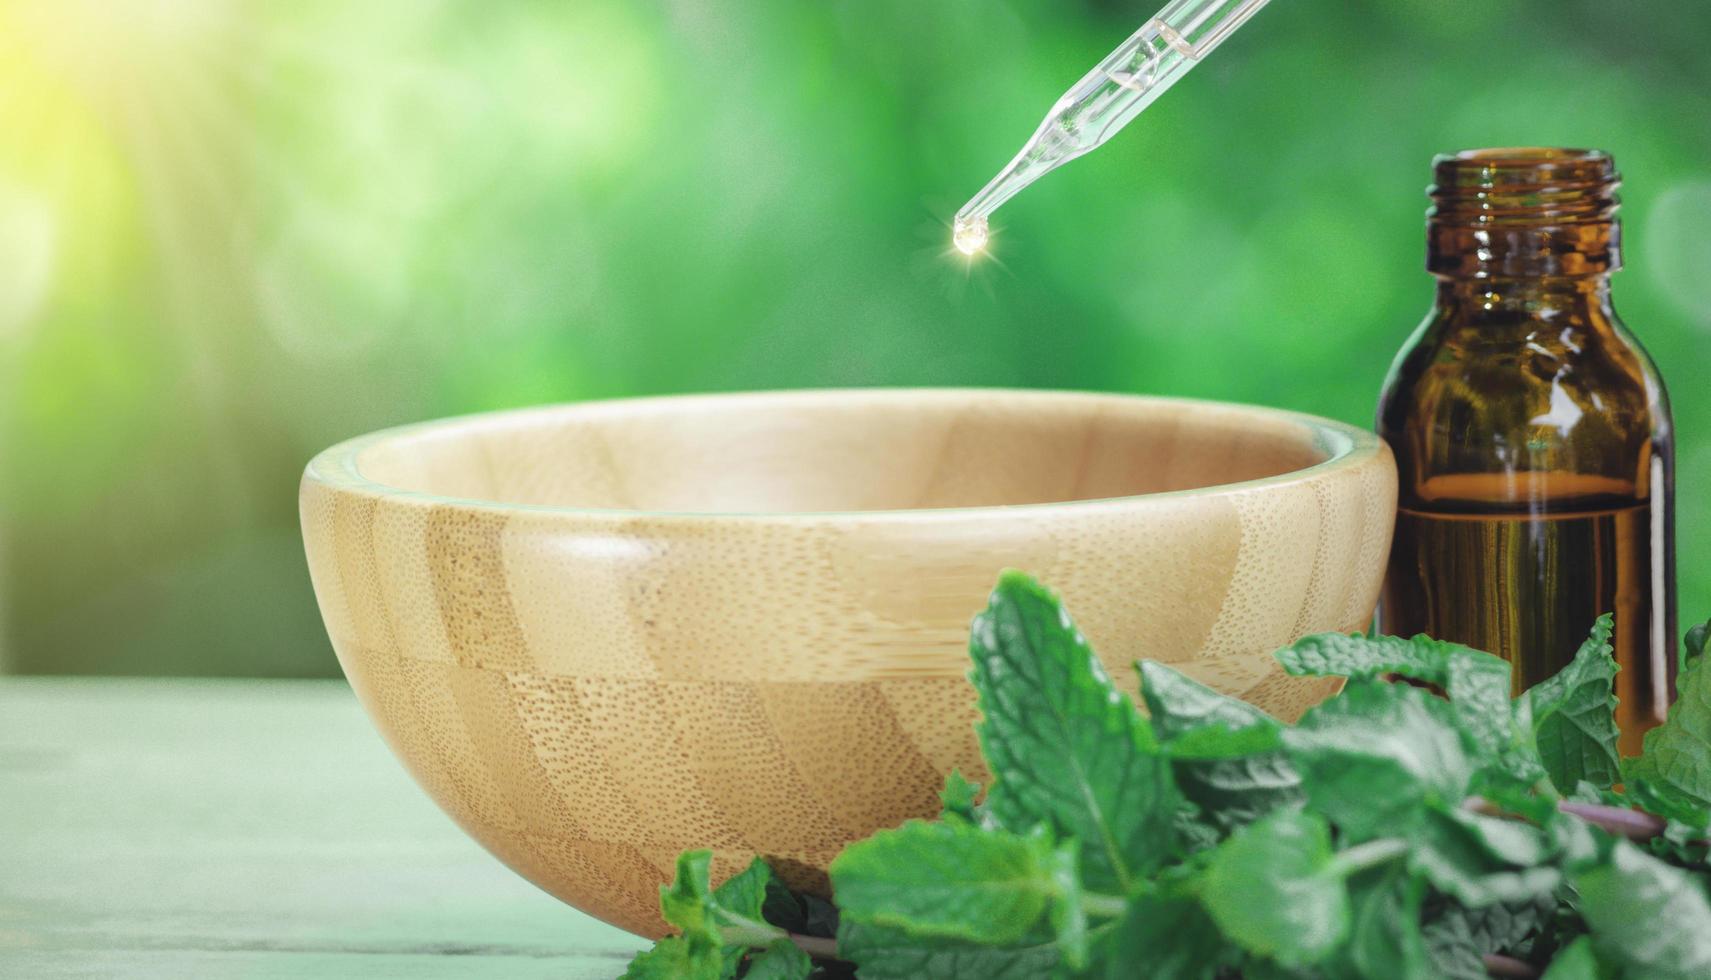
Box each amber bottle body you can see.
[1376,150,1675,755]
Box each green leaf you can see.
[1625,630,1711,810]
[1091,889,1234,979]
[1419,923,1491,980]
[1542,935,1611,979]
[1170,749,1304,839]
[1531,901,1594,973]
[1575,840,1711,978]
[660,851,724,947]
[1410,808,1561,908]
[621,936,723,980]
[828,819,1064,945]
[1526,615,1622,793]
[835,918,1060,980]
[1470,762,1560,826]
[626,852,790,980]
[1684,618,1710,674]
[753,885,838,940]
[1626,779,1711,865]
[1046,841,1089,971]
[1325,866,1431,980]
[1172,803,1227,855]
[1139,658,1282,739]
[1276,632,1514,760]
[799,895,838,939]
[969,571,1179,890]
[742,939,812,980]
[1282,679,1475,840]
[1420,891,1553,980]
[1422,892,1554,973]
[1141,660,1303,835]
[939,770,983,824]
[1163,722,1285,760]
[711,857,782,926]
[1200,809,1351,966]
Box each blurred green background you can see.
[0,0,1706,676]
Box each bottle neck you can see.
[1425,148,1621,279]
[1431,275,1614,320]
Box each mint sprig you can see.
[622,575,1711,979]
[1624,619,1711,811]
[967,575,1179,892]
[1526,615,1622,793]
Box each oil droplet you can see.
[952,214,989,256]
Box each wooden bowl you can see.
[300,389,1395,937]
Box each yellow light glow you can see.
[5,0,230,96]
[952,214,989,256]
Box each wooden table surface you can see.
[0,678,646,979]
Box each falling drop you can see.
[952,214,989,256]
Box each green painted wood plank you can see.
[0,678,647,976]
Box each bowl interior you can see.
[351,390,1345,515]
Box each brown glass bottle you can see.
[1377,148,1675,756]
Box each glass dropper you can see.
[952,0,1272,255]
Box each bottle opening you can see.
[1433,147,1617,189]
[1427,146,1621,278]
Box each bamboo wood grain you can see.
[300,388,1397,937]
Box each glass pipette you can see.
[952,0,1271,255]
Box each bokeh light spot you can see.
[254,208,408,363]
[1643,180,1711,326]
[0,181,57,342]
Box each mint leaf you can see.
[1276,632,1514,760]
[754,884,837,940]
[1282,679,1475,840]
[712,857,784,926]
[1526,615,1622,793]
[1201,809,1351,966]
[621,936,722,980]
[1410,807,1561,908]
[1626,779,1711,865]
[1423,896,1533,978]
[969,571,1178,890]
[1420,892,1554,978]
[1141,660,1303,835]
[836,919,1060,979]
[939,770,983,824]
[1166,738,1304,838]
[742,939,812,980]
[1047,841,1090,970]
[625,851,790,979]
[625,578,1711,980]
[1329,866,1431,980]
[799,895,838,939]
[1541,935,1610,979]
[1575,840,1711,978]
[1163,722,1284,759]
[660,851,725,947]
[1139,658,1282,738]
[1093,889,1234,979]
[1683,618,1710,674]
[828,819,1069,945]
[1625,629,1711,810]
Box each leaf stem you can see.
[787,933,839,959]
[1558,801,1667,841]
[1326,837,1409,878]
[719,912,788,949]
[1482,952,1539,978]
[1080,891,1129,919]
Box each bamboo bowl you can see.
[300,388,1395,937]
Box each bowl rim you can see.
[301,387,1389,522]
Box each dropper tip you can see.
[952,214,990,256]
